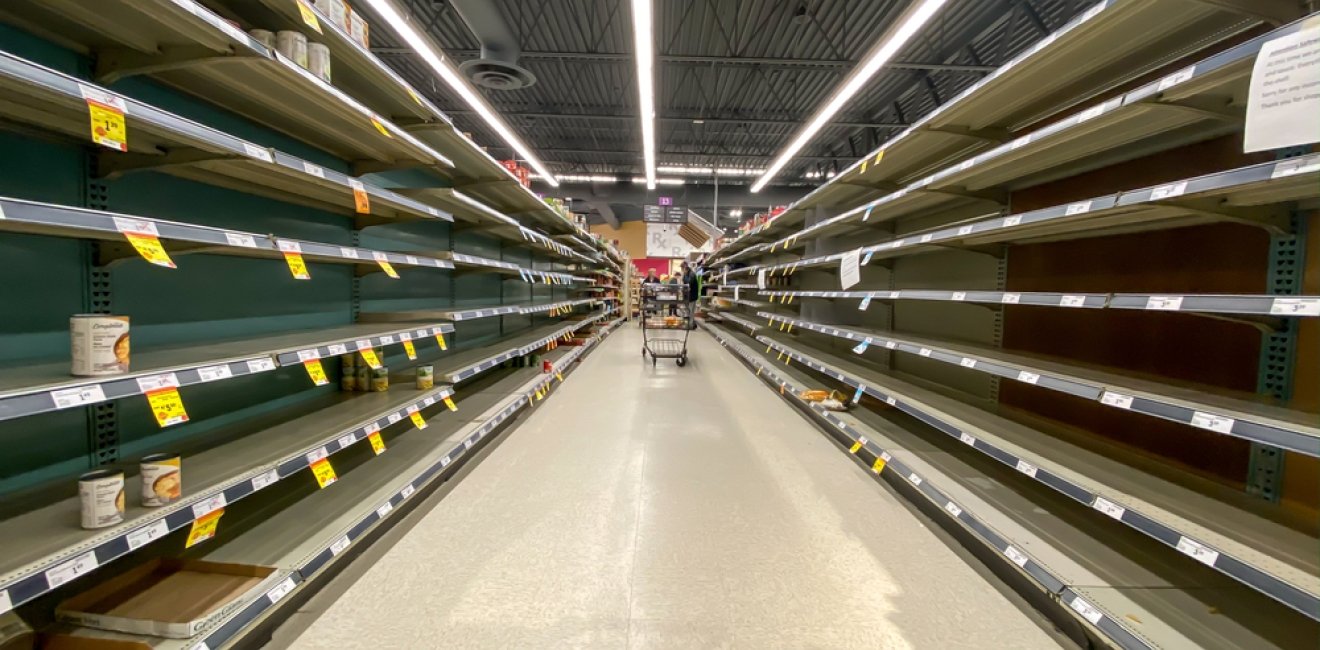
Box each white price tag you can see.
[918,348,933,357]
[197,364,233,382]
[944,502,962,517]
[135,372,180,392]
[327,343,349,355]
[126,520,170,550]
[1271,156,1320,179]
[379,334,395,344]
[51,384,108,409]
[919,233,933,243]
[354,339,373,351]
[330,536,351,556]
[45,551,99,589]
[192,493,227,518]
[1001,293,1021,304]
[1175,536,1220,567]
[1015,459,1038,477]
[376,502,393,518]
[1069,596,1104,625]
[1150,181,1188,200]
[296,348,320,362]
[251,469,280,491]
[337,432,357,448]
[1076,105,1105,123]
[224,232,258,248]
[958,432,976,446]
[950,291,966,301]
[247,358,276,373]
[1190,411,1235,434]
[1017,371,1040,384]
[1270,297,1320,316]
[302,161,325,178]
[401,485,415,499]
[387,412,402,424]
[959,357,977,368]
[1092,496,1125,520]
[908,473,923,486]
[305,446,329,464]
[242,143,273,163]
[0,589,10,615]
[1060,295,1087,307]
[1100,391,1134,409]
[266,577,296,604]
[339,247,360,259]
[885,396,897,406]
[1157,65,1196,91]
[1002,216,1022,227]
[112,217,158,237]
[1065,200,1093,215]
[1004,545,1029,568]
[406,255,420,266]
[363,422,381,435]
[464,439,475,449]
[957,225,974,236]
[276,239,302,254]
[1145,295,1184,311]
[884,341,897,349]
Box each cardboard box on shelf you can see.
[56,559,280,639]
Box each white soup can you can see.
[79,469,125,529]
[140,453,182,507]
[70,314,130,376]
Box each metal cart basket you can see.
[641,282,691,367]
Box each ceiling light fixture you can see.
[633,177,684,185]
[631,0,657,190]
[751,0,950,192]
[359,0,558,186]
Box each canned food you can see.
[416,365,433,390]
[140,453,182,507]
[248,29,276,49]
[340,371,358,392]
[370,366,389,392]
[308,43,332,82]
[341,353,357,368]
[275,30,308,68]
[355,366,371,392]
[79,469,125,529]
[70,315,130,376]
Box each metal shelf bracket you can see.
[94,45,252,84]
[95,148,236,178]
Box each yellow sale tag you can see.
[765,344,772,353]
[283,251,310,280]
[756,367,763,376]
[296,0,322,32]
[875,150,885,165]
[777,352,785,361]
[536,388,545,401]
[871,457,886,474]
[368,431,386,455]
[783,354,792,365]
[403,340,417,360]
[85,100,127,151]
[443,396,457,411]
[406,87,423,106]
[768,295,776,303]
[787,295,795,304]
[311,458,337,488]
[359,347,381,369]
[849,440,863,454]
[186,509,223,548]
[786,324,794,333]
[147,387,189,428]
[303,359,328,385]
[543,275,551,284]
[860,160,869,174]
[125,233,176,268]
[435,332,448,350]
[778,321,786,331]
[409,411,427,429]
[556,371,564,382]
[370,116,392,138]
[376,258,399,278]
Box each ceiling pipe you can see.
[448,0,536,90]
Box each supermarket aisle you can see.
[278,326,1060,649]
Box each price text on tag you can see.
[147,387,189,427]
[368,431,386,455]
[311,458,337,488]
[80,85,129,151]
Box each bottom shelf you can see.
[701,321,1317,650]
[38,328,617,649]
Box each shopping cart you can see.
[641,282,691,367]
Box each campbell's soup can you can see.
[79,469,125,529]
[140,453,182,507]
[70,315,130,376]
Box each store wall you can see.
[590,221,646,259]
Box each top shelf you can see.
[0,0,451,172]
[712,0,1277,263]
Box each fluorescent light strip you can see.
[361,0,558,187]
[631,0,657,190]
[751,0,950,192]
[633,177,684,185]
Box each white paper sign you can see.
[757,269,767,290]
[839,248,862,290]
[1245,25,1320,153]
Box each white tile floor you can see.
[280,326,1061,649]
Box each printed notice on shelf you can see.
[839,248,861,290]
[1245,24,1320,152]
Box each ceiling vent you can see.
[450,0,536,90]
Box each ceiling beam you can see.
[443,110,905,129]
[371,48,996,73]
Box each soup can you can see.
[415,365,433,390]
[70,315,130,376]
[341,352,357,368]
[79,469,125,529]
[340,370,358,392]
[370,366,389,392]
[249,29,276,49]
[308,43,332,82]
[275,30,308,68]
[356,365,372,392]
[140,453,182,507]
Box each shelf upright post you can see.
[1250,148,1310,501]
[83,157,121,466]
